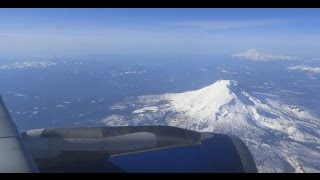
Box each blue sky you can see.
[0,8,320,59]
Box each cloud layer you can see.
[169,19,295,30]
[287,65,320,74]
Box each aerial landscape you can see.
[0,8,319,172]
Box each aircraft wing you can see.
[0,96,39,173]
[22,126,258,173]
[0,94,257,173]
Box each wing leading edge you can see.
[0,96,39,173]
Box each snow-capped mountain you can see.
[0,61,56,70]
[232,49,295,61]
[101,80,320,173]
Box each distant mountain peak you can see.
[232,49,295,61]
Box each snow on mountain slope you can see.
[101,80,320,172]
[232,49,295,61]
[0,61,56,70]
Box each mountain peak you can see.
[232,49,294,61]
[103,79,319,173]
[213,79,239,88]
[164,79,257,121]
[199,79,241,96]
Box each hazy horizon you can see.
[0,8,320,60]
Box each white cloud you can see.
[168,19,295,30]
[0,61,56,70]
[287,65,320,74]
